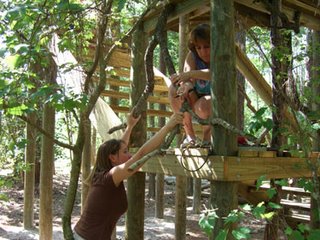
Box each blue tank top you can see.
[192,52,211,95]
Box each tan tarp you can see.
[50,34,123,141]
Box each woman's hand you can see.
[176,81,194,97]
[127,110,141,128]
[170,72,191,85]
[166,112,183,129]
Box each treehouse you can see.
[98,0,320,239]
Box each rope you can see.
[178,147,213,172]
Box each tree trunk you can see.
[23,111,37,229]
[309,30,320,229]
[192,178,201,214]
[235,30,246,131]
[175,176,187,240]
[81,120,92,210]
[266,1,293,238]
[211,0,238,239]
[148,104,156,199]
[155,30,168,219]
[270,0,289,150]
[175,15,189,240]
[155,173,164,218]
[39,57,57,240]
[125,22,147,240]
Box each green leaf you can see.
[198,210,219,236]
[5,55,20,69]
[256,175,266,189]
[232,227,251,240]
[312,123,320,130]
[275,179,288,186]
[241,204,251,211]
[255,107,268,118]
[216,229,228,240]
[297,223,306,233]
[7,104,27,116]
[268,202,282,209]
[266,188,277,199]
[285,226,293,236]
[261,211,275,220]
[252,203,266,219]
[262,118,274,130]
[117,0,127,12]
[307,229,320,240]
[0,193,9,201]
[289,230,304,240]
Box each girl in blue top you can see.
[169,23,212,147]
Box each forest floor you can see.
[0,161,269,240]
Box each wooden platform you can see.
[140,148,320,181]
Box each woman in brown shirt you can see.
[74,111,183,240]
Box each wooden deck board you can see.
[140,148,319,181]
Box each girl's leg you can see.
[194,95,212,142]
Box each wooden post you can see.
[192,179,201,213]
[210,0,238,239]
[125,22,147,240]
[23,111,37,229]
[310,30,320,229]
[155,45,167,219]
[81,120,91,210]
[175,15,189,240]
[155,173,164,218]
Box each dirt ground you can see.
[0,166,268,240]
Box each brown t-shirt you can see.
[74,171,127,240]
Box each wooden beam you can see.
[143,0,320,34]
[144,0,210,33]
[109,105,172,117]
[235,44,298,130]
[235,44,272,105]
[106,78,169,93]
[235,0,320,30]
[108,48,131,68]
[101,90,170,104]
[140,148,320,181]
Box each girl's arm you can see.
[121,110,141,146]
[171,52,211,84]
[111,112,183,186]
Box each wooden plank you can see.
[109,105,172,117]
[235,44,272,105]
[281,199,310,211]
[235,44,298,130]
[235,0,320,30]
[106,78,168,93]
[109,49,131,68]
[101,90,170,104]
[144,0,208,33]
[112,68,130,78]
[140,149,319,181]
[140,149,223,180]
[222,156,318,181]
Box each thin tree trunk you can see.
[125,22,147,240]
[192,179,201,214]
[175,15,189,240]
[211,0,238,239]
[235,30,246,131]
[81,120,91,210]
[23,111,37,229]
[39,57,57,240]
[266,1,293,238]
[155,50,167,219]
[309,30,320,229]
